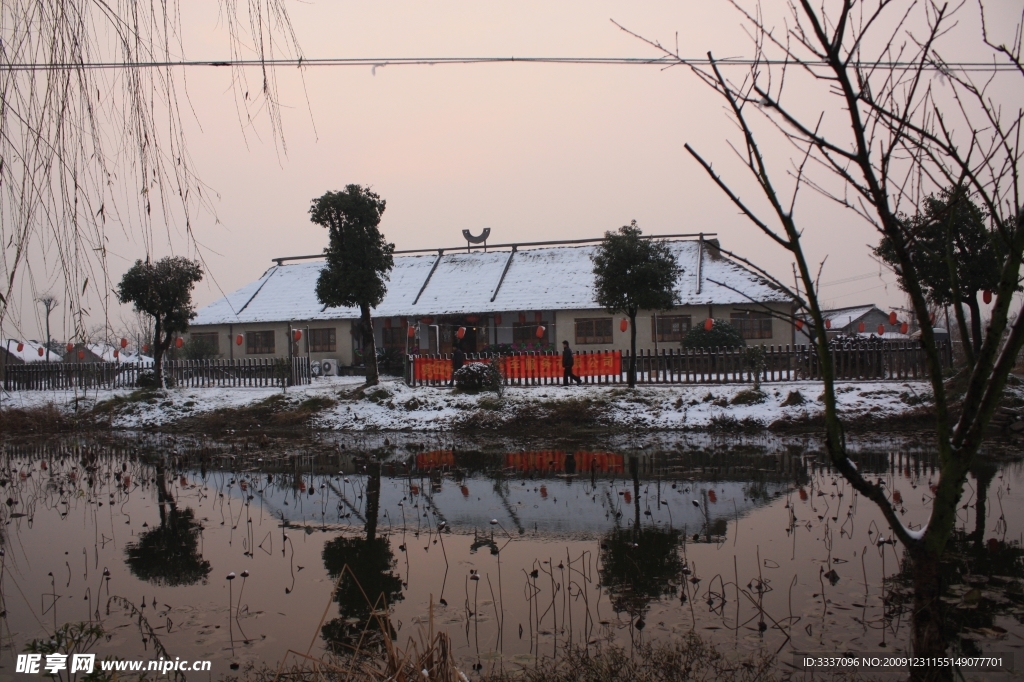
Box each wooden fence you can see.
[3,357,311,391]
[407,342,945,387]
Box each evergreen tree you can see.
[592,221,681,387]
[311,185,395,386]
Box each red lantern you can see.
[37,347,44,357]
[620,319,628,332]
[293,329,302,342]
[456,327,466,339]
[795,319,803,331]
[704,318,714,332]
[858,321,866,333]
[535,325,546,339]
[120,338,128,349]
[16,342,24,352]
[518,312,526,324]
[66,342,74,353]
[113,349,119,358]
[708,490,717,504]
[900,322,909,334]
[877,324,885,335]
[235,334,243,346]
[889,311,898,325]
[77,350,85,360]
[825,319,832,329]
[983,290,993,304]
[143,344,150,353]
[494,314,502,326]
[407,325,416,338]
[175,337,184,348]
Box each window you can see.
[513,322,549,346]
[730,312,773,340]
[190,332,220,354]
[308,328,336,353]
[651,315,691,342]
[382,327,407,351]
[574,318,613,345]
[246,330,276,354]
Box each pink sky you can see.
[8,1,1023,341]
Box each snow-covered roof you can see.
[822,305,883,328]
[0,339,61,362]
[85,344,153,364]
[193,240,791,326]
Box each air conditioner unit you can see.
[320,358,339,376]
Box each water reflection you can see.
[125,462,211,587]
[321,462,404,655]
[0,434,1019,676]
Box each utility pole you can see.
[37,295,58,362]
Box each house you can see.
[0,339,62,381]
[187,235,796,366]
[61,343,153,364]
[820,305,894,339]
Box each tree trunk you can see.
[910,552,952,682]
[361,303,379,386]
[364,461,381,544]
[153,317,164,388]
[966,295,983,358]
[629,455,640,531]
[628,310,637,388]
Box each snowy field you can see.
[0,375,935,431]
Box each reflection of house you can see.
[189,235,795,367]
[0,339,62,381]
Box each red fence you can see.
[407,343,943,387]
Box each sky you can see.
[7,0,1024,342]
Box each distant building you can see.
[188,235,798,367]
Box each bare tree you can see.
[619,1,1024,673]
[0,1,303,340]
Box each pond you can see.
[0,432,1020,678]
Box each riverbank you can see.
[0,374,967,436]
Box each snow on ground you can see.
[0,375,933,431]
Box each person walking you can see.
[562,340,582,385]
[450,343,465,386]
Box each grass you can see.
[178,393,337,433]
[91,388,162,415]
[780,389,805,406]
[0,404,81,434]
[478,633,778,682]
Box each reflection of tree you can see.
[888,467,1024,655]
[125,463,210,586]
[599,526,682,617]
[321,461,403,655]
[599,456,683,617]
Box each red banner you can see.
[504,451,624,473]
[500,351,621,379]
[416,450,455,469]
[413,351,621,381]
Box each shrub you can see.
[453,362,504,395]
[681,319,745,350]
[731,388,766,405]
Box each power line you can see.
[0,56,1016,72]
